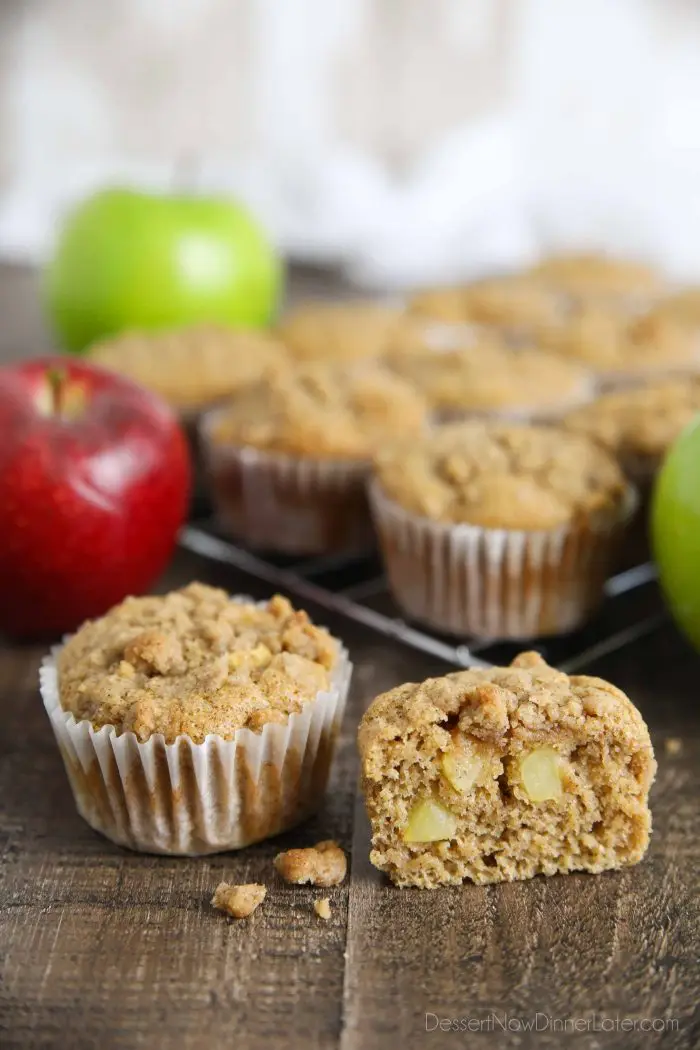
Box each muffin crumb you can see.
[274,840,347,886]
[314,897,332,921]
[664,737,683,756]
[211,882,266,919]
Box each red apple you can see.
[0,357,191,639]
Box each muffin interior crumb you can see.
[359,652,656,889]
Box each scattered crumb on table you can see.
[274,840,347,886]
[314,897,332,921]
[210,882,266,919]
[664,737,683,756]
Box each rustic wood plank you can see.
[341,623,700,1050]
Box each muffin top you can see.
[359,651,653,777]
[407,277,564,331]
[542,308,698,377]
[373,421,627,530]
[90,325,289,412]
[563,376,700,463]
[276,299,411,361]
[58,584,338,743]
[528,252,661,298]
[387,344,592,414]
[207,360,428,460]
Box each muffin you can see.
[563,376,700,486]
[201,360,429,555]
[542,307,699,386]
[370,421,634,639]
[528,252,663,307]
[359,651,655,888]
[90,324,290,414]
[407,276,566,342]
[40,584,352,854]
[276,299,415,362]
[386,344,595,421]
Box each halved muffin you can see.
[359,651,655,888]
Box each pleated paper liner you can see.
[41,620,352,855]
[369,479,638,641]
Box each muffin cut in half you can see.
[359,652,655,888]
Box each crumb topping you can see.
[276,300,411,361]
[274,840,347,886]
[314,897,332,920]
[207,360,428,460]
[373,421,627,530]
[90,325,290,411]
[58,584,338,743]
[211,882,266,919]
[387,344,592,413]
[408,277,564,329]
[563,376,700,461]
[542,307,697,376]
[359,651,654,780]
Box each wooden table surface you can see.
[1,266,699,1050]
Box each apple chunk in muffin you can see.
[358,652,655,889]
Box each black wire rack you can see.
[180,518,665,673]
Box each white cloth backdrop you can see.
[1,0,700,286]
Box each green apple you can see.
[652,415,700,647]
[44,188,283,352]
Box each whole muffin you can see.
[407,276,566,342]
[41,583,352,854]
[90,324,290,414]
[386,344,594,421]
[370,421,634,639]
[563,376,700,485]
[201,360,429,555]
[541,307,699,386]
[276,299,416,362]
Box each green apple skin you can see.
[44,188,283,352]
[652,415,700,648]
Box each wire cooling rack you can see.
[180,518,665,673]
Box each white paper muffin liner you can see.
[200,412,374,556]
[40,617,352,855]
[369,479,638,640]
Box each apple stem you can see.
[46,368,66,418]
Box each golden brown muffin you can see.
[370,422,633,638]
[58,584,338,743]
[407,276,565,335]
[529,252,662,299]
[387,344,594,418]
[359,651,655,888]
[373,421,626,530]
[276,299,411,362]
[541,307,698,382]
[207,360,428,461]
[90,324,289,412]
[647,287,700,330]
[563,376,700,481]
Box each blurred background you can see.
[2,0,700,292]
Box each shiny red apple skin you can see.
[0,357,191,639]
